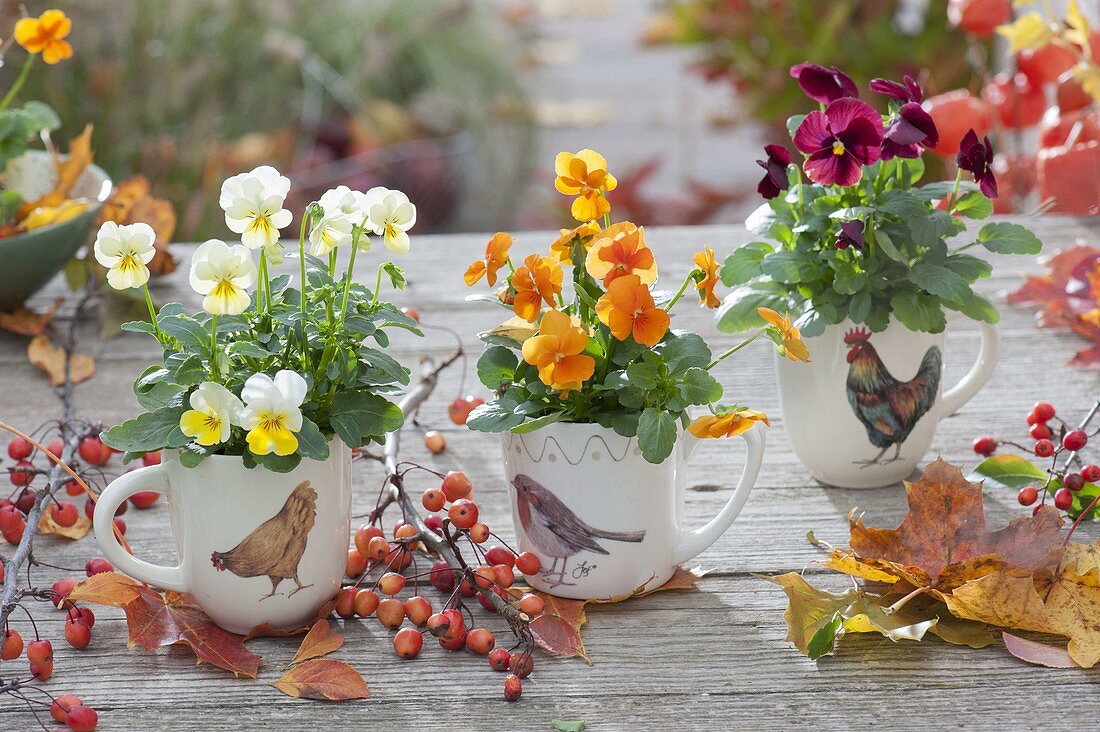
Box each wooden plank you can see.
[1,216,1099,729]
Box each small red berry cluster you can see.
[972,400,1100,516]
[338,466,538,702]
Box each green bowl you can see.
[0,151,112,312]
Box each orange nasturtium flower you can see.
[464,232,513,287]
[688,408,770,439]
[693,247,720,309]
[14,9,73,64]
[511,253,563,322]
[585,222,657,287]
[549,221,601,265]
[521,309,595,395]
[758,307,810,362]
[555,149,618,222]
[595,274,670,347]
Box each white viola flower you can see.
[308,211,353,256]
[179,382,243,446]
[239,370,308,456]
[364,187,416,254]
[318,185,370,220]
[93,221,157,290]
[188,239,257,316]
[219,165,293,250]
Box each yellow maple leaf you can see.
[997,12,1056,53]
[1065,0,1092,47]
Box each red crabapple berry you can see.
[51,501,78,527]
[1083,464,1100,483]
[448,499,479,529]
[504,673,522,702]
[1026,409,1040,425]
[0,505,23,533]
[1064,473,1085,492]
[30,660,53,681]
[65,479,84,496]
[65,616,91,649]
[129,491,160,509]
[518,593,546,616]
[113,517,126,535]
[972,436,996,456]
[79,436,111,466]
[492,564,516,588]
[376,598,406,629]
[1033,402,1056,422]
[401,307,420,322]
[466,627,495,654]
[1018,486,1039,506]
[74,606,95,628]
[439,628,468,651]
[424,514,444,535]
[354,524,384,555]
[346,549,368,577]
[469,523,490,543]
[426,612,451,638]
[15,487,34,513]
[379,572,407,596]
[424,431,446,454]
[515,551,541,575]
[142,450,162,466]
[393,627,423,659]
[85,557,113,576]
[404,596,433,626]
[27,639,52,665]
[65,704,99,732]
[354,589,379,618]
[1054,488,1073,510]
[430,560,457,593]
[6,438,32,460]
[485,546,516,568]
[47,439,64,457]
[422,488,446,512]
[395,523,420,550]
[441,471,472,501]
[10,460,35,486]
[335,587,357,618]
[50,694,82,724]
[1029,423,1051,441]
[1035,439,1055,458]
[489,647,511,671]
[365,535,389,561]
[53,578,78,605]
[1064,430,1088,452]
[510,651,534,678]
[2,629,23,659]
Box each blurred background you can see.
[2,0,1097,244]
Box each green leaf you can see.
[908,263,972,303]
[719,242,773,286]
[914,180,978,201]
[679,367,722,405]
[654,331,712,373]
[253,452,302,473]
[625,361,661,390]
[953,191,993,219]
[295,417,331,461]
[976,222,1043,255]
[102,406,189,453]
[637,408,677,464]
[121,320,157,336]
[848,291,872,325]
[946,291,999,324]
[761,251,825,284]
[943,253,992,282]
[380,262,407,290]
[872,228,907,264]
[715,288,789,333]
[165,353,205,386]
[785,114,806,139]
[19,101,60,132]
[889,289,946,333]
[831,262,867,296]
[807,612,844,661]
[971,454,1048,489]
[476,346,519,390]
[229,341,272,360]
[328,392,404,447]
[467,401,527,432]
[509,412,564,434]
[159,314,211,354]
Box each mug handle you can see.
[93,464,188,592]
[673,422,765,565]
[939,321,1000,417]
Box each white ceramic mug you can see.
[775,318,999,489]
[501,421,765,600]
[93,442,351,635]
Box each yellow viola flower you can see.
[554,149,618,222]
[179,382,243,447]
[465,232,513,287]
[996,12,1055,53]
[14,9,73,64]
[188,239,257,316]
[688,408,770,439]
[511,253,563,322]
[240,370,308,456]
[549,221,601,265]
[521,309,595,395]
[585,222,657,287]
[758,307,810,362]
[693,247,721,309]
[595,274,670,347]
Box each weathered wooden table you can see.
[1,216,1098,730]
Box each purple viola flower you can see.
[881,102,939,160]
[835,220,865,250]
[790,62,859,106]
[756,144,792,200]
[956,129,998,199]
[793,98,884,187]
[869,75,923,104]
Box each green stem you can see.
[257,249,269,315]
[340,242,360,320]
[371,263,384,306]
[0,56,34,114]
[665,270,696,312]
[945,168,963,213]
[142,284,162,341]
[706,329,766,370]
[297,215,309,368]
[329,251,337,279]
[210,315,219,375]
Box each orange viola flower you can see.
[549,221,601,265]
[554,149,618,222]
[521,309,595,394]
[511,253,563,322]
[464,232,513,287]
[688,408,770,439]
[693,247,720,309]
[758,307,810,362]
[15,10,73,64]
[595,274,670,347]
[585,222,657,287]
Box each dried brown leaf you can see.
[27,334,95,386]
[0,299,61,336]
[1002,632,1079,668]
[271,659,369,701]
[37,507,91,540]
[290,620,344,665]
[67,571,142,607]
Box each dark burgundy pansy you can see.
[869,75,923,104]
[956,129,998,199]
[756,144,792,199]
[881,102,940,160]
[835,220,865,250]
[793,98,884,186]
[789,62,859,105]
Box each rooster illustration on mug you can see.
[511,474,645,587]
[211,481,316,600]
[844,327,941,466]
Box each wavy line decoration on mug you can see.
[844,327,942,468]
[511,474,646,589]
[506,432,636,466]
[210,481,317,600]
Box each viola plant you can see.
[717,63,1044,338]
[99,167,421,472]
[463,149,802,464]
